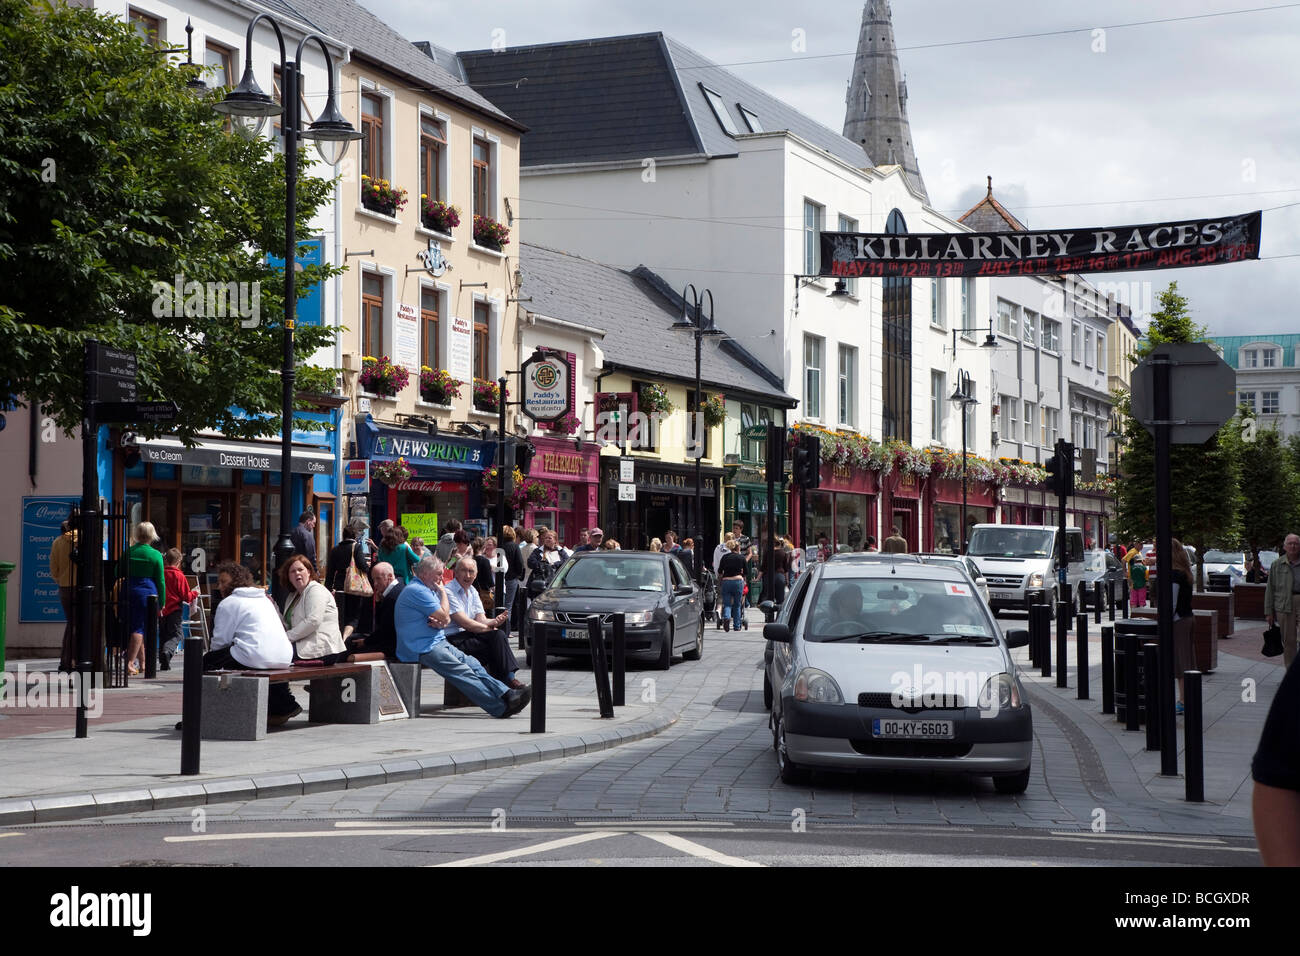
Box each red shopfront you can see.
[926,476,996,553]
[522,436,599,546]
[804,463,879,552]
[882,470,924,552]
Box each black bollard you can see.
[1094,582,1103,625]
[1031,603,1051,675]
[1107,580,1116,622]
[1076,613,1089,700]
[1101,626,1115,715]
[1185,670,1204,802]
[1056,601,1069,688]
[587,615,614,719]
[1144,642,1161,751]
[530,627,547,733]
[1124,634,1140,731]
[144,594,159,679]
[1121,579,1130,618]
[1028,603,1040,668]
[180,635,203,775]
[612,613,626,707]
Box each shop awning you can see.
[138,436,334,475]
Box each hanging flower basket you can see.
[472,215,510,250]
[360,356,409,397]
[361,176,408,216]
[473,378,507,412]
[481,465,524,491]
[638,382,673,415]
[542,411,582,435]
[371,457,413,485]
[419,367,463,405]
[421,198,460,234]
[509,477,558,511]
[701,394,726,429]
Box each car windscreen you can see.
[1084,551,1107,572]
[803,577,994,644]
[967,528,1053,559]
[551,556,666,591]
[1203,551,1244,565]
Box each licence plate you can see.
[562,627,594,641]
[872,719,954,739]
[991,591,1014,600]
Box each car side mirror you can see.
[673,584,693,596]
[764,622,792,643]
[1004,628,1030,649]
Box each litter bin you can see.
[0,561,14,688]
[1114,618,1159,724]
[1206,572,1232,593]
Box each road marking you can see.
[164,828,487,843]
[431,831,618,867]
[0,833,21,839]
[638,830,764,867]
[574,820,735,828]
[1048,831,1224,844]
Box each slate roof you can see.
[519,243,794,405]
[458,33,870,169]
[958,179,1028,232]
[270,0,523,130]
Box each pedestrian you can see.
[280,553,347,669]
[745,545,762,607]
[678,537,697,578]
[731,519,751,554]
[527,529,571,597]
[409,537,427,559]
[378,523,421,585]
[1251,655,1300,865]
[649,537,663,553]
[717,538,747,631]
[116,521,165,677]
[861,535,877,553]
[883,525,908,553]
[1247,551,1268,584]
[574,528,603,553]
[290,509,317,569]
[1169,538,1197,714]
[326,519,373,641]
[1265,533,1300,669]
[49,519,78,672]
[159,548,199,670]
[434,518,462,564]
[1129,549,1149,608]
[500,526,525,635]
[769,540,788,604]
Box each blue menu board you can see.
[21,497,79,622]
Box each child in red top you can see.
[161,548,198,670]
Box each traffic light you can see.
[1044,454,1063,498]
[1045,442,1075,498]
[801,433,822,489]
[791,439,809,488]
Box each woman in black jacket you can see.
[500,525,525,635]
[326,519,372,640]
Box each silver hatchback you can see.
[764,560,1033,792]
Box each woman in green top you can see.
[117,521,166,676]
[745,545,762,607]
[378,525,421,584]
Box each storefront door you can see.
[182,492,232,577]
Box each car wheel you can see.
[682,618,703,661]
[775,711,810,785]
[763,671,773,710]
[655,625,673,670]
[993,767,1031,794]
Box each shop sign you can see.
[619,458,635,482]
[619,482,636,502]
[373,433,486,465]
[401,513,438,540]
[448,315,473,380]
[343,459,369,494]
[539,451,587,477]
[520,352,572,423]
[394,303,420,374]
[21,497,79,623]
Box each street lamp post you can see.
[1106,413,1123,476]
[949,369,978,554]
[670,286,725,583]
[214,15,361,601]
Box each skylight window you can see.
[699,83,739,136]
[738,104,762,132]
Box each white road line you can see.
[0,833,21,839]
[1047,831,1223,844]
[164,828,487,843]
[431,831,619,867]
[637,830,764,867]
[574,820,735,828]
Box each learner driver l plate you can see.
[871,719,955,739]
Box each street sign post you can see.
[87,344,138,403]
[94,400,179,424]
[1130,342,1237,779]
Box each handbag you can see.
[344,554,373,598]
[1262,624,1284,657]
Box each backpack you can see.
[1130,559,1148,588]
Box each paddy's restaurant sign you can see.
[820,210,1262,279]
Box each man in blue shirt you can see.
[445,557,523,687]
[396,554,530,718]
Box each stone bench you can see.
[1192,590,1235,638]
[200,662,413,741]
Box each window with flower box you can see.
[361,92,385,183]
[420,115,446,207]
[473,137,492,220]
[473,300,491,384]
[421,285,442,374]
[361,273,385,364]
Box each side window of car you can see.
[670,559,689,588]
[780,569,814,629]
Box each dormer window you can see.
[1263,348,1278,368]
[738,105,762,132]
[1243,349,1258,368]
[700,84,739,136]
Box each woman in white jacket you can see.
[280,553,347,663]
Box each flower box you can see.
[638,382,673,415]
[419,367,463,405]
[472,377,508,413]
[359,356,409,398]
[420,198,460,234]
[361,176,407,217]
[472,215,510,251]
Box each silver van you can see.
[966,524,1086,616]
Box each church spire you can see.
[842,0,929,203]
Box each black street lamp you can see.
[670,285,725,583]
[214,14,361,601]
[949,369,978,554]
[1106,413,1123,476]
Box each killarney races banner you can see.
[820,210,1261,279]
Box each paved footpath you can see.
[0,612,1284,838]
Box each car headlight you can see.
[978,673,1022,713]
[793,668,843,704]
[1027,572,1044,588]
[622,611,653,625]
[529,608,556,622]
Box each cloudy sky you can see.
[362,0,1300,335]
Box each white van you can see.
[966,524,1087,616]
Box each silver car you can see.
[764,560,1032,793]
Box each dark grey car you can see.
[525,551,704,669]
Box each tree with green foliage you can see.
[1239,422,1300,554]
[0,0,341,441]
[1113,283,1242,570]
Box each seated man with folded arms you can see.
[395,554,531,719]
[346,561,403,659]
[444,557,525,689]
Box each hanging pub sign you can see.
[520,350,573,423]
[819,210,1262,279]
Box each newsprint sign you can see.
[819,211,1262,278]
